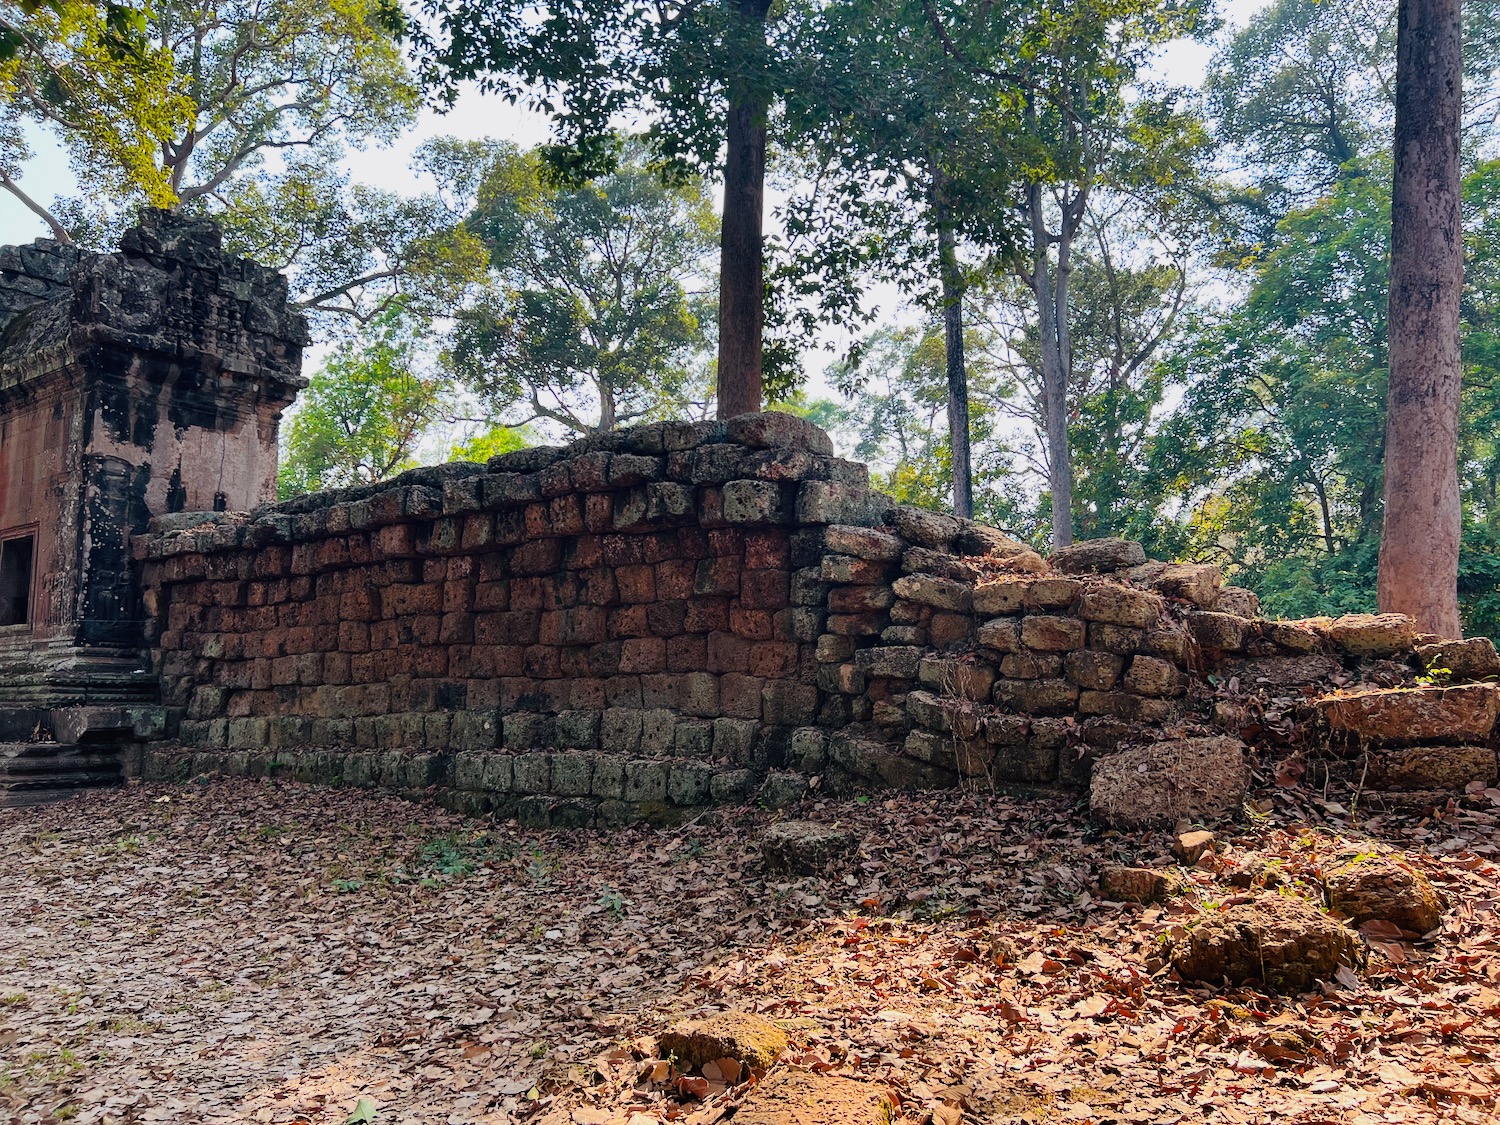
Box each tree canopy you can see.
[2,0,488,326]
[449,139,718,435]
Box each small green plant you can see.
[527,1041,547,1060]
[116,834,144,853]
[334,878,364,894]
[0,991,27,1007]
[525,845,558,883]
[597,887,628,917]
[1416,663,1453,686]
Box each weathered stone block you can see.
[1150,562,1222,608]
[796,481,888,526]
[714,717,760,764]
[821,554,888,584]
[1077,585,1164,628]
[993,678,1080,715]
[450,709,500,751]
[591,754,625,799]
[674,720,713,758]
[985,714,1029,745]
[1169,895,1363,994]
[640,708,678,753]
[503,711,554,750]
[828,730,958,789]
[973,579,1031,616]
[1215,586,1261,617]
[1090,735,1249,830]
[1315,684,1499,745]
[600,707,643,753]
[891,573,971,612]
[917,656,995,701]
[1414,636,1500,680]
[1088,622,1144,655]
[1020,615,1086,652]
[887,506,960,550]
[977,618,1022,653]
[1325,612,1417,658]
[762,681,819,725]
[508,752,550,794]
[1188,611,1253,653]
[1077,691,1175,723]
[855,645,922,680]
[993,739,1058,784]
[723,411,835,456]
[710,768,756,804]
[624,758,669,802]
[1064,650,1125,691]
[824,524,903,561]
[1367,745,1498,790]
[667,762,714,805]
[827,584,894,612]
[788,726,827,771]
[1050,537,1146,574]
[551,751,595,796]
[1262,619,1324,653]
[999,651,1062,679]
[555,709,601,749]
[1123,655,1182,698]
[1024,577,1082,611]
[815,634,855,663]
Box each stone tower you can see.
[0,210,306,737]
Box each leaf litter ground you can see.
[1,776,1498,1125]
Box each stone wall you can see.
[134,414,877,823]
[132,414,1500,825]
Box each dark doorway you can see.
[0,534,35,627]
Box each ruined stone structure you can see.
[4,219,1498,817]
[129,415,1500,826]
[0,212,305,795]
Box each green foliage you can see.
[277,305,448,498]
[1,0,188,224]
[831,327,1031,533]
[450,139,717,434]
[1143,154,1500,634]
[447,425,534,464]
[2,0,487,326]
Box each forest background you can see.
[4,0,1499,631]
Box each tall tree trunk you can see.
[933,177,973,519]
[716,0,773,419]
[1378,0,1464,637]
[1030,182,1074,549]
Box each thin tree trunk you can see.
[715,0,772,419]
[1378,0,1464,637]
[933,177,973,519]
[1029,182,1074,549]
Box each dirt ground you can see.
[1,774,1497,1125]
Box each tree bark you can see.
[1378,0,1464,637]
[1030,181,1074,549]
[934,178,973,519]
[715,0,772,419]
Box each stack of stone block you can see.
[131,414,1500,823]
[134,413,892,823]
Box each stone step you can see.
[0,744,122,799]
[0,789,90,809]
[1312,683,1499,747]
